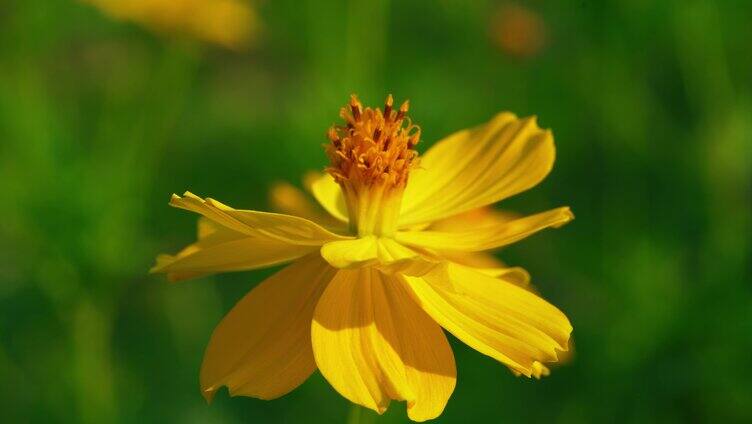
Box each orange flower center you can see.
[325,94,420,189]
[325,95,421,236]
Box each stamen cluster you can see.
[326,94,420,188]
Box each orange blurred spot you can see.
[490,3,547,59]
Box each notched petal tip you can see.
[511,361,551,379]
[489,110,518,122]
[201,387,216,404]
[148,255,168,274]
[149,254,182,279]
[166,190,351,244]
[169,191,201,208]
[550,206,575,228]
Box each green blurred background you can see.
[1,0,751,422]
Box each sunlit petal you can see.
[396,207,573,252]
[200,254,336,401]
[319,236,380,269]
[427,207,519,233]
[401,263,571,376]
[150,234,315,282]
[399,113,555,226]
[312,268,456,420]
[511,361,550,379]
[320,237,440,278]
[170,191,351,245]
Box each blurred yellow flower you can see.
[83,0,259,49]
[152,95,574,421]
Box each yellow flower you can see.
[268,179,572,380]
[82,0,260,49]
[152,95,574,421]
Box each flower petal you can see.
[200,254,336,401]
[311,268,456,420]
[424,207,532,283]
[400,263,571,376]
[511,361,550,379]
[399,112,555,226]
[320,237,440,277]
[310,173,349,223]
[436,251,529,286]
[320,236,380,269]
[197,217,223,239]
[396,207,573,252]
[479,266,531,286]
[427,207,519,233]
[424,241,531,286]
[436,250,505,269]
[267,181,322,221]
[151,237,315,282]
[268,180,347,231]
[151,214,316,282]
[170,191,351,245]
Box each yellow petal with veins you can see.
[200,254,335,401]
[150,233,315,282]
[438,251,530,284]
[312,268,456,421]
[427,207,519,233]
[399,112,555,226]
[169,191,351,245]
[396,207,573,252]
[426,207,533,281]
[400,263,571,376]
[151,203,325,281]
[439,250,506,269]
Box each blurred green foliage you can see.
[1,0,751,422]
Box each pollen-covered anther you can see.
[325,94,421,189]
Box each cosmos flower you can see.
[268,178,571,380]
[82,0,260,49]
[152,95,574,421]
